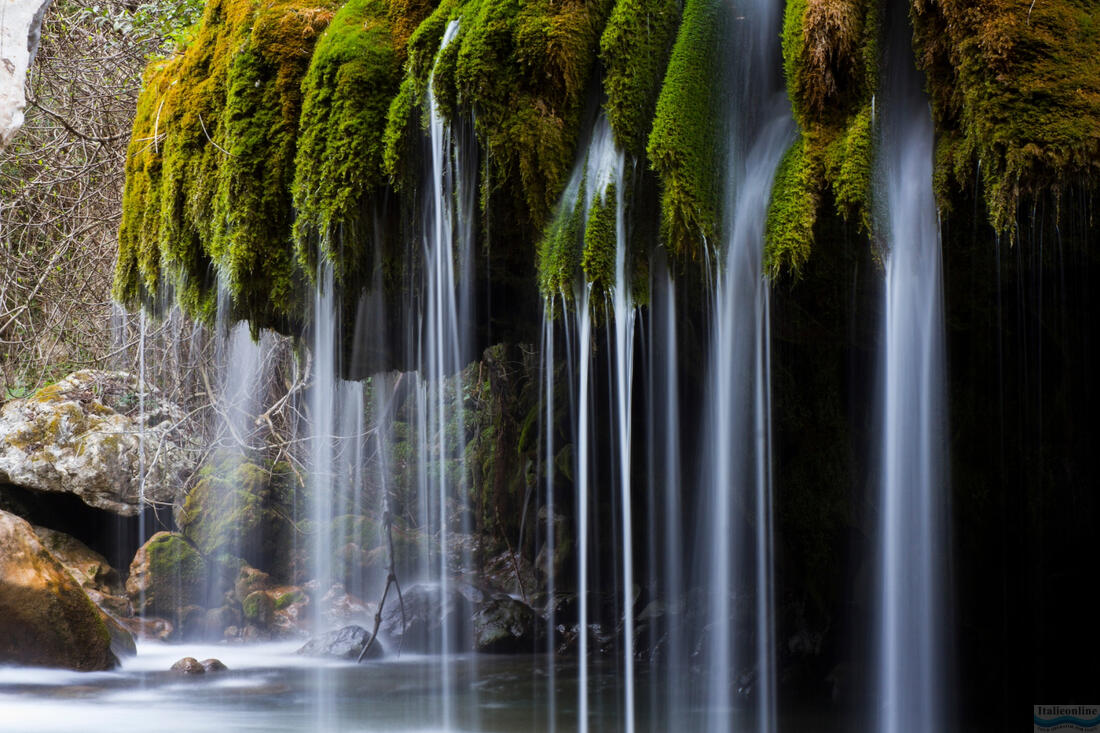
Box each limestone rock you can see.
[0,370,197,515]
[0,0,52,149]
[0,509,116,670]
[126,532,207,616]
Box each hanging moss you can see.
[582,182,618,294]
[538,175,587,299]
[767,0,878,273]
[600,0,682,156]
[765,137,819,276]
[432,0,613,229]
[912,0,1100,232]
[293,0,433,289]
[116,0,338,330]
[646,0,722,261]
[382,0,460,188]
[221,1,337,329]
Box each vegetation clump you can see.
[116,0,338,331]
[293,0,434,288]
[600,0,682,156]
[912,0,1100,231]
[646,0,722,262]
[767,0,878,276]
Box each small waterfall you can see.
[698,0,790,730]
[874,2,948,731]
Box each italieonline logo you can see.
[1035,705,1100,731]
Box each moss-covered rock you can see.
[912,0,1100,231]
[178,460,298,580]
[0,509,117,671]
[125,531,207,617]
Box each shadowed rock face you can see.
[0,370,197,516]
[0,508,117,671]
[0,0,53,149]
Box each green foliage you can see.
[600,0,682,155]
[647,0,722,261]
[116,0,336,330]
[912,0,1100,231]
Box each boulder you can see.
[126,532,207,616]
[0,370,196,515]
[32,524,131,616]
[201,658,228,673]
[380,583,474,653]
[0,509,117,670]
[177,461,296,576]
[473,596,545,654]
[242,590,275,628]
[170,657,205,674]
[296,625,383,660]
[0,0,52,149]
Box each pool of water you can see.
[0,644,847,732]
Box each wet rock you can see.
[178,604,208,641]
[0,509,117,670]
[380,583,473,653]
[177,461,297,578]
[32,524,131,616]
[271,589,309,638]
[200,658,228,673]
[296,625,383,660]
[170,657,205,674]
[234,566,271,603]
[0,370,196,515]
[319,583,371,628]
[98,608,137,658]
[204,605,242,642]
[473,596,545,653]
[125,532,206,616]
[121,615,174,642]
[243,590,275,628]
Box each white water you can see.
[875,3,947,731]
[698,0,790,729]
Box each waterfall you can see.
[698,0,790,730]
[874,2,948,731]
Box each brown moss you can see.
[912,0,1100,231]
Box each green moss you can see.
[582,182,618,294]
[767,0,878,272]
[537,174,587,299]
[179,460,297,578]
[440,0,613,229]
[912,0,1100,231]
[143,532,206,615]
[293,0,432,288]
[765,137,819,277]
[600,0,681,156]
[273,590,305,610]
[647,0,722,261]
[116,0,337,329]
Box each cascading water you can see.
[874,3,948,731]
[698,0,790,730]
